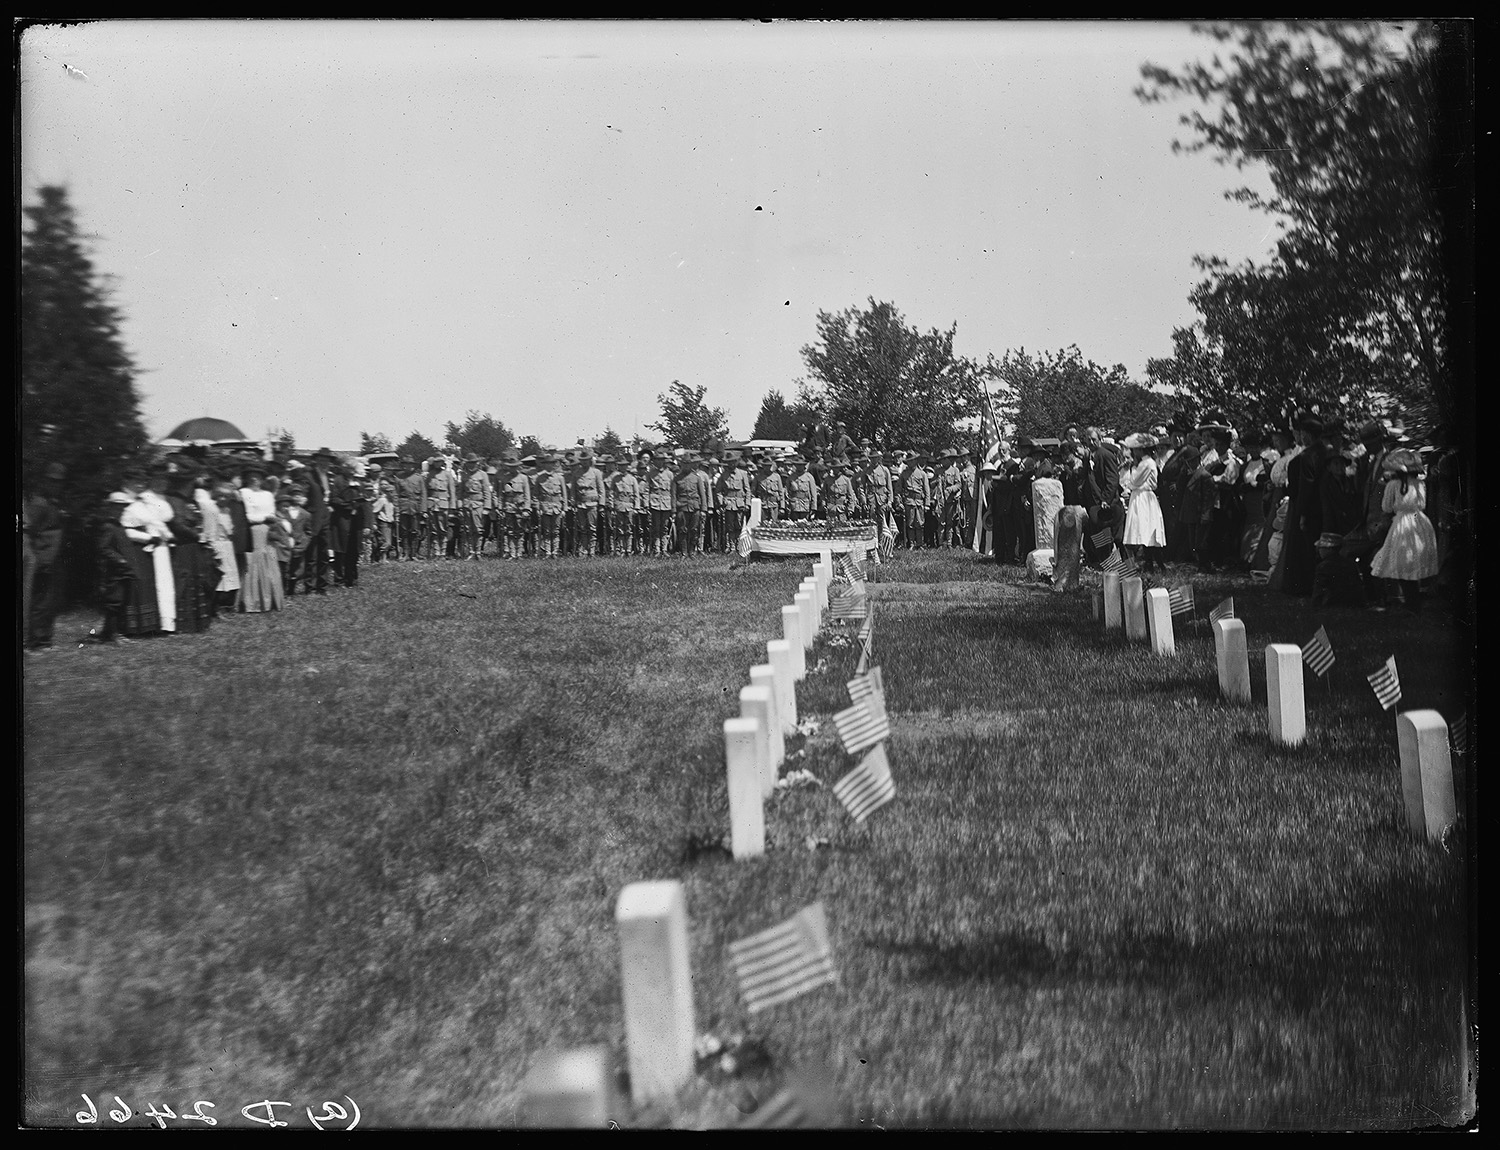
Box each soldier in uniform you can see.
[827,458,855,524]
[496,450,530,559]
[458,453,492,560]
[869,449,894,533]
[644,448,675,555]
[424,455,457,560]
[787,456,817,521]
[534,451,568,558]
[674,449,710,555]
[937,447,964,547]
[605,454,638,556]
[632,456,651,554]
[902,453,931,549]
[570,448,605,557]
[718,450,752,552]
[960,450,978,546]
[755,450,784,522]
[394,457,427,561]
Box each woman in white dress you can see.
[123,476,177,633]
[1369,449,1439,613]
[1121,432,1167,573]
[238,465,285,613]
[1030,460,1064,553]
[205,481,242,609]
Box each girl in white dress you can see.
[1121,433,1166,572]
[1369,450,1439,613]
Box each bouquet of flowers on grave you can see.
[749,519,879,542]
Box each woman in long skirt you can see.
[238,465,285,613]
[123,479,176,634]
[115,484,161,636]
[204,481,242,610]
[1121,434,1167,573]
[1370,450,1440,613]
[165,475,215,634]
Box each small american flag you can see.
[1366,655,1401,710]
[728,903,837,1014]
[1168,584,1195,618]
[832,744,896,824]
[1117,557,1141,581]
[878,523,896,562]
[828,587,869,621]
[1098,549,1124,573]
[855,631,873,675]
[737,1088,808,1129]
[835,553,865,584]
[833,697,890,756]
[846,667,885,713]
[1301,625,1335,677]
[1090,525,1114,551]
[1450,713,1468,757]
[1209,596,1235,625]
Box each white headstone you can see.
[1396,710,1458,842]
[615,881,695,1104]
[740,683,781,796]
[723,717,766,860]
[811,562,829,612]
[766,640,799,731]
[1103,571,1123,632]
[1123,576,1148,642]
[1265,643,1306,747]
[1145,587,1175,656]
[801,578,822,624]
[781,607,806,681]
[1214,618,1251,704]
[521,1046,616,1127]
[795,591,817,649]
[747,496,763,527]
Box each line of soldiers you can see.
[373,443,983,560]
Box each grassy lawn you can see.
[23,550,1474,1129]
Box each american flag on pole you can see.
[832,744,896,824]
[1301,625,1336,677]
[833,696,890,756]
[1116,556,1141,581]
[1365,656,1401,710]
[1168,583,1195,618]
[846,667,885,713]
[728,903,837,1014]
[1209,596,1235,625]
[1449,713,1468,757]
[828,586,869,621]
[1090,525,1115,552]
[1098,548,1124,573]
[835,552,865,585]
[879,521,897,562]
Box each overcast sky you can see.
[21,19,1280,451]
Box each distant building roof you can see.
[166,417,247,441]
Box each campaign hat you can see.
[520,454,537,465]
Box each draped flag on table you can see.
[1366,656,1401,710]
[972,381,1004,553]
[1301,625,1336,677]
[1450,713,1468,757]
[1168,583,1195,618]
[1090,526,1115,552]
[828,586,869,621]
[1209,596,1235,625]
[833,744,896,824]
[728,903,837,1014]
[833,697,890,756]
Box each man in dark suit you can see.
[303,448,337,594]
[1083,426,1122,547]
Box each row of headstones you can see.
[523,551,844,1124]
[1091,572,1457,845]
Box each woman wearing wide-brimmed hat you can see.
[1120,432,1167,572]
[1369,448,1438,613]
[239,461,285,613]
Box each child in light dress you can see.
[1369,450,1439,613]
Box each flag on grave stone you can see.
[1099,549,1125,573]
[1365,655,1401,711]
[828,586,868,621]
[1168,583,1195,618]
[1209,596,1235,625]
[1090,525,1115,552]
[1301,625,1336,677]
[832,744,896,824]
[728,903,837,1014]
[846,667,885,713]
[1449,713,1468,757]
[833,697,890,757]
[878,523,897,562]
[835,552,864,585]
[1117,556,1141,581]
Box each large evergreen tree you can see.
[22,185,149,508]
[444,411,515,459]
[648,381,729,449]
